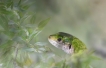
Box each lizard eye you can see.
[57,38,61,41]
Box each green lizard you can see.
[48,32,87,55]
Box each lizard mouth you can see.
[48,38,58,47]
[48,38,74,54]
[48,38,62,48]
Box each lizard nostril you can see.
[49,36,50,38]
[49,35,51,38]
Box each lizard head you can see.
[48,32,74,54]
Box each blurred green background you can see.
[0,0,106,68]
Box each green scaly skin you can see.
[48,32,87,55]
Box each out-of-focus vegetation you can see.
[0,0,106,68]
[0,0,50,68]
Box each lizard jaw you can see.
[62,45,74,54]
[48,38,74,54]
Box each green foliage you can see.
[0,0,50,68]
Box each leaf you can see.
[0,2,5,6]
[35,42,47,46]
[37,18,50,30]
[90,55,101,60]
[0,5,12,15]
[6,1,13,8]
[23,56,32,66]
[21,5,30,10]
[28,18,50,41]
[0,15,8,30]
[18,0,22,6]
[30,14,36,24]
[89,65,94,68]
[14,48,33,67]
[25,48,36,52]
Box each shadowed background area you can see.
[36,0,106,57]
[36,0,106,68]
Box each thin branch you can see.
[13,43,19,68]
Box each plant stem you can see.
[13,43,19,68]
